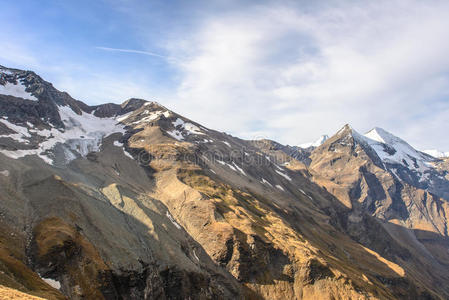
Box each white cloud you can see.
[2,0,449,151]
[163,0,449,150]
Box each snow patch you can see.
[112,140,134,159]
[131,110,166,125]
[172,118,204,135]
[173,118,184,127]
[226,163,237,171]
[58,106,125,158]
[0,81,38,101]
[0,105,125,164]
[261,178,273,187]
[274,164,284,171]
[166,129,184,141]
[0,149,53,164]
[390,168,403,182]
[41,277,61,290]
[183,123,203,135]
[123,150,134,159]
[116,111,133,122]
[192,249,200,261]
[298,189,313,200]
[275,185,285,191]
[0,119,31,143]
[113,141,123,147]
[143,101,161,106]
[0,170,9,176]
[166,211,182,230]
[232,162,246,175]
[298,134,329,148]
[275,170,292,181]
[216,160,239,172]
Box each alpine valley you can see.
[1,65,449,300]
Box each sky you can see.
[1,0,449,151]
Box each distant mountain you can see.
[1,66,449,299]
[298,134,329,149]
[361,127,435,170]
[423,149,449,158]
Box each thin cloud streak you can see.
[95,46,172,60]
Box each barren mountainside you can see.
[0,65,449,299]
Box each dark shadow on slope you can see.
[235,167,449,299]
[0,147,245,300]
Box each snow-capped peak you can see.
[423,149,449,158]
[298,134,329,148]
[360,127,433,172]
[327,125,435,174]
[364,127,407,145]
[314,135,329,146]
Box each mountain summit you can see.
[1,66,449,299]
[298,134,329,148]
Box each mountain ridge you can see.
[1,65,449,299]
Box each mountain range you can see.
[1,65,449,299]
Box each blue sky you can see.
[1,0,449,151]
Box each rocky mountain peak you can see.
[309,123,449,201]
[121,98,148,110]
[318,124,362,150]
[362,127,434,169]
[336,123,354,135]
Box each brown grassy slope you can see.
[0,285,47,299]
[0,220,66,300]
[136,135,400,299]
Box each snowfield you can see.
[0,118,32,143]
[0,81,38,101]
[172,118,204,135]
[0,105,126,164]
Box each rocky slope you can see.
[0,65,448,299]
[260,125,449,298]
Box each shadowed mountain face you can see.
[0,66,448,300]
